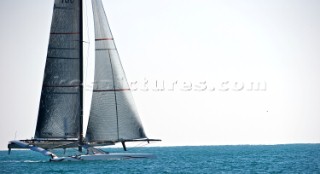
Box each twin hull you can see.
[51,153,155,162]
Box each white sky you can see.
[0,0,320,150]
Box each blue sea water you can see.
[0,144,319,173]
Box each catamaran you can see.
[8,0,160,161]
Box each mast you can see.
[79,0,84,152]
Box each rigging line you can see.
[108,50,120,140]
[133,141,146,148]
[140,143,149,148]
[84,0,91,87]
[64,147,82,155]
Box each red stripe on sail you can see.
[95,38,114,41]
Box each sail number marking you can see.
[61,0,74,3]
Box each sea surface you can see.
[0,144,319,173]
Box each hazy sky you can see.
[0,0,320,150]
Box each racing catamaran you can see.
[8,0,160,161]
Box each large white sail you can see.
[35,0,82,139]
[86,0,147,142]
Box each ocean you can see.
[0,144,319,173]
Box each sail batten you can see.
[50,32,80,34]
[86,0,147,142]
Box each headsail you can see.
[86,0,147,142]
[35,0,82,139]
